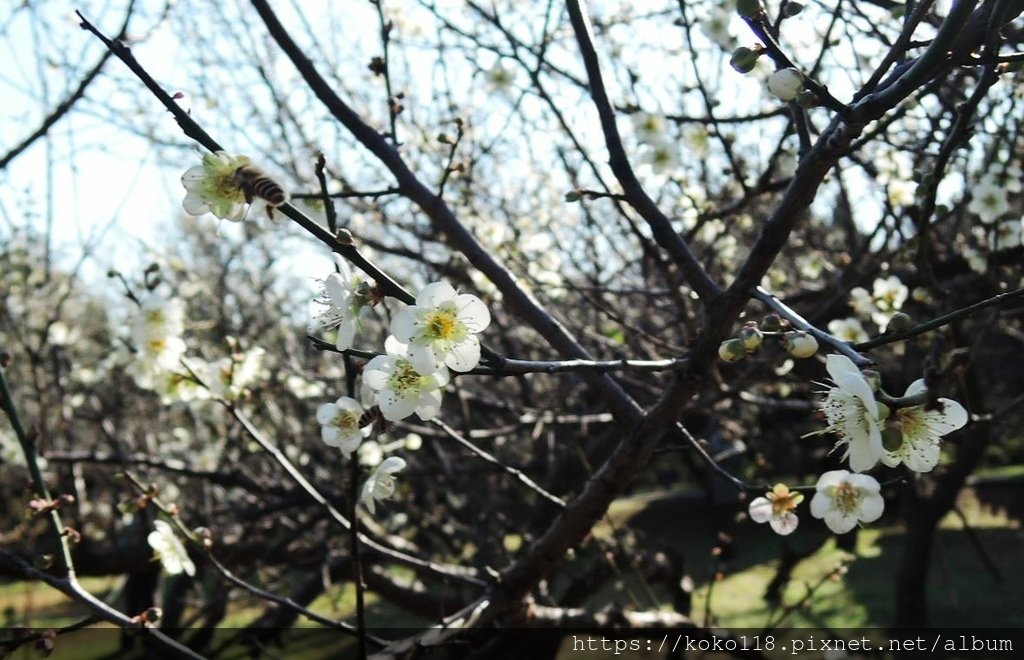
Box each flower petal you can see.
[417,281,456,307]
[378,391,417,421]
[858,492,885,523]
[770,512,799,536]
[824,510,857,534]
[182,192,210,215]
[391,307,420,343]
[415,388,444,421]
[445,335,481,372]
[454,294,491,332]
[748,497,773,523]
[335,318,357,351]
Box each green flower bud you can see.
[886,312,914,334]
[729,47,760,74]
[565,189,584,202]
[739,326,764,351]
[881,424,903,452]
[796,89,819,108]
[736,0,764,19]
[719,338,748,363]
[760,313,783,332]
[785,331,818,358]
[782,1,804,17]
[862,369,881,392]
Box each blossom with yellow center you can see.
[748,483,803,535]
[316,396,372,457]
[181,151,251,221]
[810,470,884,534]
[363,336,450,421]
[812,354,885,473]
[880,380,967,473]
[360,456,407,515]
[391,282,490,374]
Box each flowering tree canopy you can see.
[2,0,1024,655]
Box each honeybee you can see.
[231,165,289,219]
[359,405,388,432]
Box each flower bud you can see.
[881,421,903,451]
[739,326,764,352]
[796,89,819,108]
[729,47,760,74]
[768,68,804,101]
[785,331,818,358]
[886,312,914,334]
[760,313,783,332]
[782,1,804,17]
[719,338,748,363]
[736,0,764,19]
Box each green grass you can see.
[2,483,1021,658]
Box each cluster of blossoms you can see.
[750,354,968,536]
[846,275,909,330]
[125,289,265,405]
[718,314,819,363]
[126,291,187,392]
[312,272,491,514]
[967,169,1018,225]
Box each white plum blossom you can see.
[484,59,516,93]
[748,483,803,535]
[363,336,450,422]
[880,380,968,473]
[828,317,869,343]
[872,276,908,315]
[127,292,188,390]
[358,440,384,467]
[990,219,1023,251]
[310,258,373,351]
[967,175,1010,224]
[391,282,490,374]
[631,111,668,144]
[848,276,908,327]
[316,396,371,457]
[147,520,196,577]
[360,456,407,514]
[814,354,885,473]
[810,470,885,534]
[848,287,877,320]
[767,68,804,101]
[638,142,681,177]
[181,151,251,222]
[187,346,266,402]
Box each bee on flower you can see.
[181,151,288,222]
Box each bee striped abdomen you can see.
[232,166,289,209]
